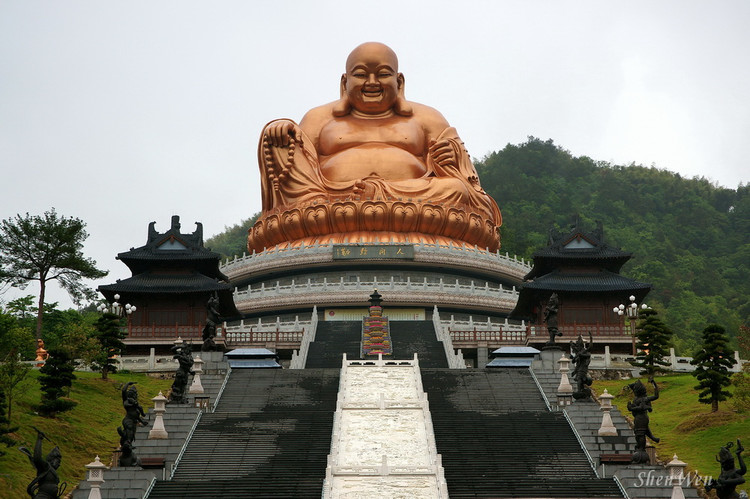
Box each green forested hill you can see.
[207,137,749,355]
[476,137,748,354]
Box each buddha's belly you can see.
[320,144,427,182]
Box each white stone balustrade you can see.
[290,306,319,369]
[221,241,531,281]
[232,276,520,315]
[433,306,465,369]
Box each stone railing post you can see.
[149,392,169,439]
[597,389,617,436]
[666,454,687,499]
[189,356,204,394]
[557,355,573,408]
[84,455,108,499]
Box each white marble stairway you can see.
[323,354,449,498]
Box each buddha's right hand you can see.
[265,120,300,147]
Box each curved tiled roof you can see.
[99,272,231,294]
[522,270,651,292]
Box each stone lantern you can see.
[189,355,205,394]
[556,354,573,408]
[597,389,618,436]
[666,454,687,499]
[84,455,108,499]
[148,391,169,439]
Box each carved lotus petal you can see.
[248,220,265,252]
[303,205,330,236]
[331,202,358,233]
[418,205,445,235]
[391,202,419,232]
[281,209,306,241]
[463,213,484,247]
[264,214,284,246]
[360,201,389,232]
[444,208,468,239]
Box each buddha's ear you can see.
[332,74,351,116]
[395,72,412,116]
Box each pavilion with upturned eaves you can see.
[98,215,239,353]
[511,219,651,353]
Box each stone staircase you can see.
[146,369,339,498]
[305,321,363,368]
[305,319,450,369]
[421,368,624,498]
[72,372,227,499]
[532,364,700,498]
[389,320,449,368]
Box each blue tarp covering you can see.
[228,359,282,369]
[491,346,541,356]
[486,358,534,368]
[226,348,277,357]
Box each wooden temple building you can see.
[511,219,651,352]
[98,215,239,353]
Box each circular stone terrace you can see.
[220,241,532,317]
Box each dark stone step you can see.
[421,368,624,498]
[154,368,340,497]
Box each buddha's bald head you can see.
[335,42,411,117]
[346,42,399,73]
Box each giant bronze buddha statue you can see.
[250,42,502,252]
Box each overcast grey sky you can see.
[1,0,748,309]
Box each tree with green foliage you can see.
[473,137,749,355]
[0,308,36,360]
[205,214,260,259]
[738,325,750,360]
[58,322,100,368]
[37,347,77,416]
[0,386,17,456]
[732,362,750,413]
[0,209,108,339]
[691,324,736,412]
[91,312,126,379]
[631,308,673,379]
[0,350,31,422]
[5,295,35,321]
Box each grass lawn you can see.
[0,369,172,498]
[594,373,749,494]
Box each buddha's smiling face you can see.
[344,42,403,115]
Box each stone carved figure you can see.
[570,333,593,399]
[169,343,194,404]
[251,42,502,252]
[543,293,562,345]
[117,381,148,466]
[627,379,660,463]
[706,440,746,499]
[19,428,65,498]
[116,427,140,467]
[201,293,221,352]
